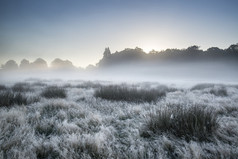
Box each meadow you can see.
[0,79,238,159]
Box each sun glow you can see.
[142,45,160,53]
[142,47,154,53]
[139,39,161,53]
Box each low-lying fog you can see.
[0,60,237,87]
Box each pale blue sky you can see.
[0,0,238,67]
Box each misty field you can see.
[0,79,238,159]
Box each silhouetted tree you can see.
[227,44,238,53]
[19,59,30,69]
[187,45,200,51]
[149,49,158,54]
[51,58,74,69]
[31,58,48,69]
[207,47,222,52]
[135,47,143,52]
[103,47,111,58]
[97,47,147,67]
[1,60,18,70]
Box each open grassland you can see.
[0,79,238,159]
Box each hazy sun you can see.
[142,45,159,53]
[140,40,161,53]
[142,47,153,53]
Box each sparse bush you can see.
[0,91,28,106]
[12,82,31,92]
[95,85,166,103]
[41,86,66,98]
[144,105,218,142]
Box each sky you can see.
[0,0,238,68]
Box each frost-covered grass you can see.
[95,84,166,103]
[209,86,228,97]
[0,90,39,107]
[144,105,218,142]
[12,82,32,92]
[41,86,67,99]
[0,80,238,159]
[0,91,28,106]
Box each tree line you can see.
[1,44,238,70]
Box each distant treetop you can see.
[97,44,238,67]
[1,60,18,70]
[51,58,75,69]
[103,47,111,58]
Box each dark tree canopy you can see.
[103,47,111,58]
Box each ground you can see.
[0,79,238,159]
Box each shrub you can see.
[0,91,28,106]
[95,85,166,103]
[41,86,66,98]
[144,105,218,142]
[12,82,31,92]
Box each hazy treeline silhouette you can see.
[94,43,238,82]
[1,58,76,71]
[97,44,238,67]
[1,44,238,71]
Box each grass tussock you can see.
[31,82,47,87]
[0,84,7,90]
[35,122,60,137]
[210,87,228,97]
[76,81,102,89]
[41,86,67,99]
[144,105,218,142]
[35,144,60,159]
[191,83,215,90]
[0,91,27,106]
[11,82,31,92]
[95,85,166,103]
[0,91,39,107]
